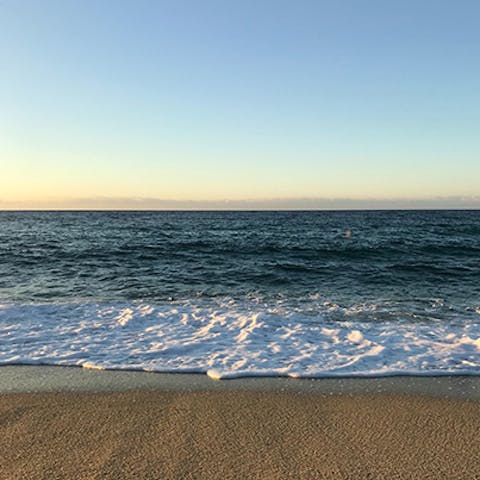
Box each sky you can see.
[1,0,479,209]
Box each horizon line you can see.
[2,208,480,212]
[1,195,480,211]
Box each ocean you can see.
[1,210,479,379]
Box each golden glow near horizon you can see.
[2,139,480,208]
[2,150,480,209]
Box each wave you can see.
[1,298,480,379]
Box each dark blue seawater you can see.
[1,210,480,378]
[2,210,480,304]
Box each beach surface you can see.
[1,367,480,480]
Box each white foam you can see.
[346,330,364,343]
[1,300,480,379]
[82,362,105,370]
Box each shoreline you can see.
[2,366,480,479]
[1,365,480,399]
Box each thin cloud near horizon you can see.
[1,196,480,210]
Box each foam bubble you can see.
[82,362,105,370]
[347,330,364,343]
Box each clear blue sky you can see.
[1,0,479,208]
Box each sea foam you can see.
[1,299,480,379]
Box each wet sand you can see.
[1,368,480,479]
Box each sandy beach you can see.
[1,368,479,479]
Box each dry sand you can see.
[1,389,479,480]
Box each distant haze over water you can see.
[1,196,480,210]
